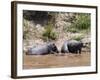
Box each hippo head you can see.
[82,42,90,48]
[48,43,59,53]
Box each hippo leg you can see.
[50,50,55,54]
[61,50,65,53]
[74,50,78,54]
[79,48,81,54]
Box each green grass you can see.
[67,13,91,33]
[67,27,79,33]
[71,35,84,41]
[42,23,57,41]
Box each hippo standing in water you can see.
[26,43,59,55]
[61,40,83,54]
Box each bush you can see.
[71,35,83,41]
[67,13,91,33]
[23,19,30,40]
[67,27,79,33]
[42,23,57,41]
[23,19,37,40]
[75,13,90,29]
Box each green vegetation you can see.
[67,13,91,33]
[42,23,57,41]
[71,35,84,41]
[67,28,79,33]
[23,11,91,43]
[23,19,30,39]
[23,19,38,40]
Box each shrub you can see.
[23,19,30,40]
[67,27,79,33]
[42,23,57,41]
[67,13,91,33]
[23,19,37,40]
[71,35,83,41]
[74,13,90,30]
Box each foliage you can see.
[71,35,84,41]
[23,19,37,40]
[67,27,79,33]
[23,19,30,39]
[42,23,57,41]
[67,13,91,33]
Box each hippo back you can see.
[27,45,49,55]
[26,43,59,55]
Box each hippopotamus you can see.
[61,40,83,54]
[26,43,59,55]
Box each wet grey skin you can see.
[26,43,59,55]
[61,40,83,54]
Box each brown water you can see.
[23,52,90,69]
